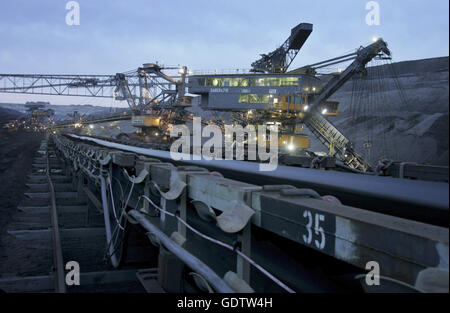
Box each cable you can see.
[104,175,137,260]
[138,195,295,293]
[122,179,135,212]
[107,175,125,231]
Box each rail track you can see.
[0,133,448,293]
[0,137,148,293]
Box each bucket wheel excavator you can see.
[0,23,393,172]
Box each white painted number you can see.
[314,214,325,249]
[303,210,326,250]
[303,210,313,244]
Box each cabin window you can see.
[199,76,298,87]
[239,94,270,104]
[229,78,239,87]
[239,79,248,87]
[280,77,298,86]
[248,94,258,103]
[239,94,248,103]
[266,77,280,86]
[198,78,206,86]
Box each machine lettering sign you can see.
[210,88,229,93]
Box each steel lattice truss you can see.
[0,70,180,107]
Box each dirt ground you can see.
[0,127,44,270]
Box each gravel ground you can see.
[0,110,45,275]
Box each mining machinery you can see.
[251,23,313,73]
[189,23,392,172]
[300,39,391,171]
[23,102,55,130]
[0,63,190,134]
[0,22,393,172]
[25,102,55,121]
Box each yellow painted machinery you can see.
[131,115,161,128]
[279,134,310,151]
[277,94,339,116]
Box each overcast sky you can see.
[0,0,448,106]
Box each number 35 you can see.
[302,210,326,250]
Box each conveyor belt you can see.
[68,134,449,227]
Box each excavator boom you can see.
[251,23,313,73]
[304,39,391,172]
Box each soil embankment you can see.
[0,108,44,269]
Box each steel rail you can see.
[139,195,295,293]
[128,210,234,293]
[46,141,66,293]
[68,134,449,227]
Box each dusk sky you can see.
[0,0,448,106]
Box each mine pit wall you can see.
[308,57,449,166]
